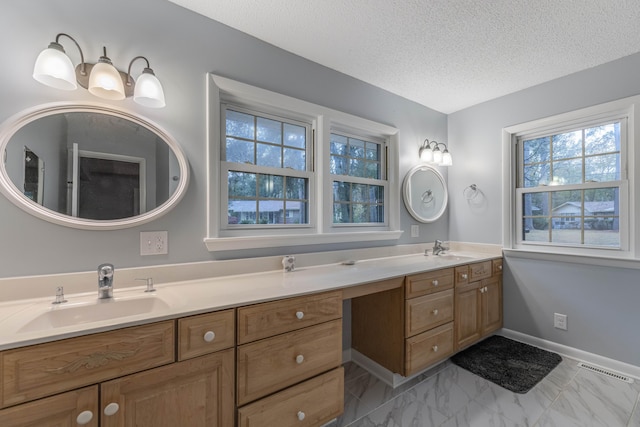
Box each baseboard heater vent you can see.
[578,363,634,383]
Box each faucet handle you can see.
[52,286,68,305]
[136,278,155,293]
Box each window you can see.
[222,105,311,228]
[206,74,401,251]
[330,132,387,225]
[506,99,633,258]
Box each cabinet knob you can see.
[461,273,468,279]
[104,402,119,416]
[432,279,439,286]
[485,286,489,292]
[76,410,94,425]
[432,309,439,316]
[432,345,439,352]
[203,330,216,342]
[296,311,304,320]
[498,265,503,271]
[296,354,305,364]
[297,411,306,421]
[480,287,485,294]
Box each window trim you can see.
[502,95,638,266]
[205,73,401,252]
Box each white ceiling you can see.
[169,0,640,113]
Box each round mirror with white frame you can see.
[0,102,189,230]
[402,164,448,223]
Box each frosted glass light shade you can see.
[420,147,433,163]
[441,151,453,166]
[88,62,125,100]
[33,47,77,91]
[133,71,165,108]
[433,149,443,164]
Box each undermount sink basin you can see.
[17,296,170,334]
[429,253,476,262]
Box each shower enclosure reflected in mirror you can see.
[402,164,448,223]
[0,103,189,229]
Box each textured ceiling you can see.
[168,0,640,113]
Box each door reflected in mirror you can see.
[0,103,189,229]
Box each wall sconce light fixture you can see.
[33,33,165,108]
[419,139,452,166]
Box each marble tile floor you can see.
[327,355,640,427]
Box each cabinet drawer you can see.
[406,268,453,299]
[405,322,454,376]
[405,289,454,337]
[468,261,492,282]
[178,309,235,360]
[0,385,98,426]
[237,291,342,344]
[492,258,503,275]
[455,265,470,285]
[1,321,174,408]
[238,367,344,427]
[237,319,342,406]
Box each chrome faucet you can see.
[432,240,448,256]
[98,263,114,299]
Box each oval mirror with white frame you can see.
[0,102,189,230]
[403,164,448,223]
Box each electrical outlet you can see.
[140,231,168,256]
[554,313,567,330]
[411,225,420,238]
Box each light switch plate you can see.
[411,225,420,238]
[140,231,168,256]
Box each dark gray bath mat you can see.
[451,335,562,393]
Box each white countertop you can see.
[0,247,501,351]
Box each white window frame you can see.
[205,74,401,252]
[503,95,639,266]
[326,126,389,231]
[220,103,314,231]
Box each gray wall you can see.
[448,53,640,366]
[0,0,447,278]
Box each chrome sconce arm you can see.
[33,33,165,108]
[419,138,452,166]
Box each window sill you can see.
[204,230,403,252]
[502,248,640,270]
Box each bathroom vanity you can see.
[0,251,502,426]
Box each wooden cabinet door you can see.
[0,386,98,427]
[100,350,234,427]
[455,281,481,350]
[481,275,503,336]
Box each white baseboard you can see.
[500,328,640,381]
[349,349,449,388]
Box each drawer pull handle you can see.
[203,331,216,342]
[433,345,439,352]
[432,309,439,316]
[296,311,304,320]
[461,273,468,279]
[297,411,306,421]
[432,279,439,286]
[76,410,94,425]
[104,402,119,416]
[296,354,305,364]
